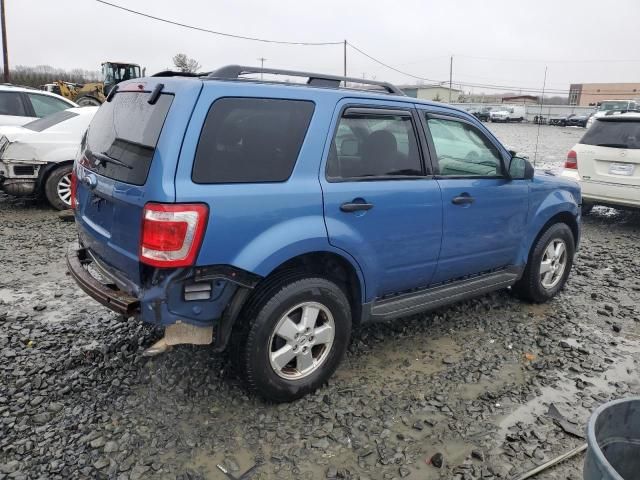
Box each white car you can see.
[0,84,77,126]
[0,107,98,209]
[489,105,525,123]
[585,100,639,129]
[561,113,640,213]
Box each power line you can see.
[346,42,443,84]
[95,0,342,46]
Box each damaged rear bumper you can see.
[66,243,260,351]
[66,245,140,315]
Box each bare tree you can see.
[172,53,201,73]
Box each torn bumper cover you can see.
[66,245,140,315]
[66,243,260,351]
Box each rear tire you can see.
[512,223,575,303]
[44,165,73,210]
[232,274,352,402]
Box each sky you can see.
[4,0,640,96]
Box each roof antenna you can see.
[533,66,547,167]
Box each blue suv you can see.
[67,66,581,402]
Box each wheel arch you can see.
[37,160,73,191]
[520,209,579,267]
[262,250,365,326]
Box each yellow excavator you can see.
[56,61,144,106]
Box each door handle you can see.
[340,202,374,213]
[451,194,475,205]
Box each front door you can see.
[320,102,443,300]
[418,110,529,283]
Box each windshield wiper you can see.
[90,151,133,169]
[596,143,628,148]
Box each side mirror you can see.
[509,156,534,180]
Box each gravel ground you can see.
[1,124,639,480]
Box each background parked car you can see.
[0,107,98,209]
[0,85,78,126]
[549,113,590,127]
[586,99,639,129]
[489,105,525,123]
[561,112,640,213]
[466,106,492,122]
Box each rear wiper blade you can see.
[91,151,133,169]
[596,143,628,148]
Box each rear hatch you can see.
[576,116,640,186]
[74,78,203,285]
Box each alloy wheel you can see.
[57,173,72,206]
[540,238,567,289]
[268,302,335,380]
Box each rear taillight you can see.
[565,150,578,169]
[70,169,77,209]
[140,203,208,268]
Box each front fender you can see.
[517,189,579,265]
[231,215,367,301]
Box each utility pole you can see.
[257,57,266,80]
[449,55,453,103]
[1,0,9,83]
[343,40,347,84]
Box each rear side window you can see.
[192,98,314,184]
[82,92,173,185]
[24,110,78,132]
[581,119,640,149]
[327,110,423,180]
[0,92,27,116]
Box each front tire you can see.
[512,223,575,303]
[44,165,73,210]
[581,202,594,215]
[76,96,102,107]
[234,275,352,402]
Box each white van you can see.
[489,105,525,123]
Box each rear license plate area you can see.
[608,163,634,176]
[82,193,114,236]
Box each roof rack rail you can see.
[207,65,405,95]
[152,70,209,78]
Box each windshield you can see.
[580,119,640,149]
[23,110,78,132]
[103,64,141,83]
[598,101,633,111]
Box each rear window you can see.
[581,119,640,149]
[192,98,314,184]
[82,92,173,185]
[24,110,78,132]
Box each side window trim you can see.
[420,111,509,178]
[325,104,432,183]
[19,93,35,117]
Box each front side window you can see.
[0,92,27,116]
[327,111,423,180]
[192,98,314,184]
[27,94,71,118]
[427,117,503,177]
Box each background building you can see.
[401,84,463,102]
[569,83,640,106]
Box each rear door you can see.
[417,108,529,283]
[320,100,443,299]
[75,79,202,283]
[576,117,640,189]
